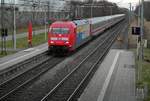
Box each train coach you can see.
[48,14,125,53]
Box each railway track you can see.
[0,20,126,101]
[0,52,49,84]
[0,30,108,101]
[40,22,125,101]
[0,56,65,100]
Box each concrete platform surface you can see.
[0,43,48,70]
[78,49,136,101]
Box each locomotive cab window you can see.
[51,28,69,34]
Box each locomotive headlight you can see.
[65,41,69,44]
[50,41,54,44]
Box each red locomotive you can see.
[48,14,125,53]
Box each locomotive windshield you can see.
[51,28,69,34]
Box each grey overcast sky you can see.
[2,0,149,9]
[108,0,139,8]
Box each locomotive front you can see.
[48,21,76,53]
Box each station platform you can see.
[0,43,48,71]
[78,49,136,101]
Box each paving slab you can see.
[0,43,48,70]
[104,50,136,101]
[78,49,136,101]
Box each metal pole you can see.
[13,0,16,50]
[126,3,131,50]
[48,1,50,19]
[138,0,141,26]
[45,7,47,40]
[141,0,144,59]
[137,0,141,81]
[75,5,78,18]
[91,2,93,18]
[110,6,112,15]
[139,0,144,82]
[32,3,36,36]
[77,5,79,18]
[1,0,4,54]
[81,6,83,18]
[129,3,131,25]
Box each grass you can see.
[144,48,150,61]
[0,33,47,57]
[5,33,47,48]
[0,51,17,58]
[144,97,150,101]
[134,48,150,101]
[142,49,150,101]
[142,60,150,101]
[7,25,46,35]
[16,25,45,34]
[142,61,150,85]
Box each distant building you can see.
[18,0,67,12]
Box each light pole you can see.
[80,5,83,18]
[44,6,47,41]
[136,1,141,81]
[13,0,16,50]
[129,3,131,25]
[47,1,50,19]
[141,0,144,56]
[90,2,94,18]
[127,3,131,50]
[110,6,112,15]
[137,0,144,82]
[139,0,144,82]
[32,2,37,36]
[1,0,4,54]
[138,0,141,26]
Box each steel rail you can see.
[0,56,52,96]
[0,52,48,81]
[0,56,64,100]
